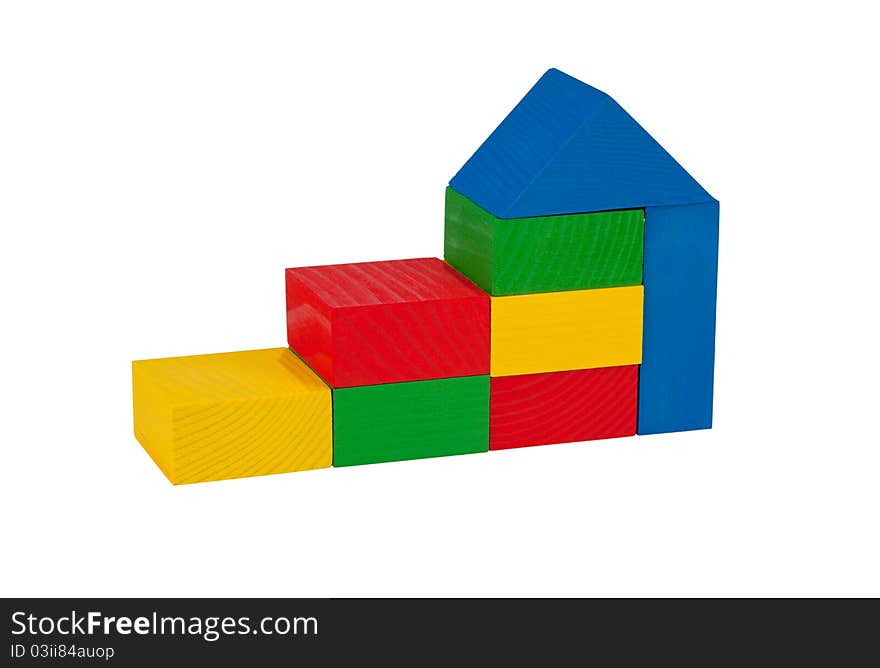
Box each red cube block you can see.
[286,258,490,388]
[490,365,638,450]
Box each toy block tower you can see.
[285,258,491,466]
[132,67,718,484]
[446,68,718,440]
[446,187,645,449]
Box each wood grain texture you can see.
[445,186,644,295]
[132,348,332,484]
[286,258,490,388]
[444,187,494,292]
[490,365,638,450]
[333,375,489,467]
[491,285,643,376]
[449,68,713,218]
[638,201,719,434]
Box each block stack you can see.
[285,258,490,466]
[132,68,719,484]
[445,190,645,450]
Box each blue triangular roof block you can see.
[450,68,714,218]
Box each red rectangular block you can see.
[286,258,490,388]
[490,365,638,450]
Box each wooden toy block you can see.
[490,365,638,450]
[286,258,489,388]
[333,375,489,466]
[444,187,644,296]
[132,348,332,484]
[490,285,643,377]
[638,201,719,434]
[450,68,712,218]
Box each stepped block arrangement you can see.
[132,67,718,484]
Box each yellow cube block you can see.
[490,285,644,376]
[132,348,332,484]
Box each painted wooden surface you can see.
[333,375,490,466]
[130,68,719,485]
[490,366,638,450]
[490,285,643,377]
[286,258,490,388]
[449,69,711,218]
[445,187,644,296]
[449,68,712,218]
[132,348,332,484]
[638,201,719,434]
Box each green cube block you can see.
[333,375,489,466]
[444,187,644,296]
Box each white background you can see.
[1,1,878,597]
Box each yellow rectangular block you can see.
[132,348,332,484]
[490,285,644,376]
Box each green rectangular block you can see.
[332,375,489,467]
[444,187,644,296]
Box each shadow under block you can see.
[449,68,711,218]
[490,366,638,450]
[286,258,489,388]
[333,375,490,466]
[444,187,644,296]
[638,201,719,434]
[490,285,644,377]
[132,348,332,484]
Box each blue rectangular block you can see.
[638,201,719,434]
